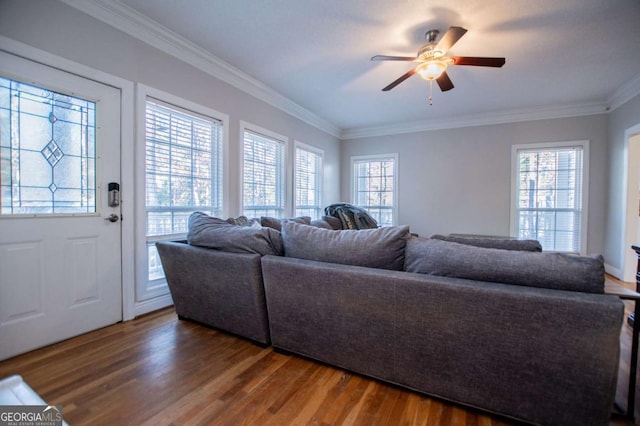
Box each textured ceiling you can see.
[115,0,640,133]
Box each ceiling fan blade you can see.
[452,56,506,67]
[435,26,467,53]
[436,71,454,92]
[371,55,417,61]
[382,68,417,91]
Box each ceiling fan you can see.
[372,26,505,97]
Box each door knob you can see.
[105,214,119,223]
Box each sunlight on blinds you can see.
[352,157,395,226]
[516,146,583,252]
[295,146,322,219]
[243,130,284,218]
[145,99,223,237]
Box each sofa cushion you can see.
[431,234,542,252]
[281,221,410,270]
[404,237,604,293]
[187,212,283,256]
[260,216,311,231]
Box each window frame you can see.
[294,141,324,220]
[239,121,288,219]
[135,84,229,302]
[350,153,398,226]
[510,140,589,254]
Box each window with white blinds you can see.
[512,142,588,253]
[352,154,397,226]
[295,143,323,219]
[145,99,224,279]
[242,128,285,218]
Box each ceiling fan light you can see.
[417,62,447,80]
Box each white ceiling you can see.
[70,0,640,137]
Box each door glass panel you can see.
[0,77,96,215]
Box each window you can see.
[1,76,96,215]
[351,154,398,226]
[242,125,286,218]
[295,142,323,219]
[511,141,588,253]
[145,98,224,280]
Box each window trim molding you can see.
[135,83,229,303]
[294,140,324,219]
[350,153,399,226]
[510,140,590,254]
[239,120,289,218]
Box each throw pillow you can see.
[404,237,604,293]
[431,234,542,252]
[281,221,410,270]
[188,212,283,256]
[260,216,311,231]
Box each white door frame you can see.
[622,123,640,282]
[0,36,137,320]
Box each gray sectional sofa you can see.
[157,212,624,426]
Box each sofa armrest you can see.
[156,241,270,344]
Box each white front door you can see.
[0,52,122,361]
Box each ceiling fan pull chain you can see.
[428,80,433,106]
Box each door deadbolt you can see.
[105,214,119,223]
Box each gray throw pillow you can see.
[431,234,542,252]
[321,215,342,230]
[282,221,410,270]
[188,212,283,256]
[260,216,311,231]
[405,237,604,293]
[310,219,333,229]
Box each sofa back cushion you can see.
[430,234,542,252]
[281,221,410,270]
[405,237,604,293]
[187,212,283,256]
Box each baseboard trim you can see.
[134,293,174,318]
[605,263,624,280]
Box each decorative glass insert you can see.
[0,77,96,215]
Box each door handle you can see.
[105,214,119,223]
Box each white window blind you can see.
[243,129,285,218]
[352,155,397,226]
[514,145,584,253]
[145,99,223,279]
[295,145,323,219]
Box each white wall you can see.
[341,115,609,255]
[604,94,640,277]
[0,0,342,215]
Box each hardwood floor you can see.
[0,275,637,425]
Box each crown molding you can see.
[340,101,608,140]
[607,72,640,112]
[59,0,341,138]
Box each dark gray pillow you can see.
[187,212,283,256]
[431,234,542,252]
[282,221,410,270]
[322,215,342,230]
[405,237,604,293]
[260,216,311,231]
[310,219,333,229]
